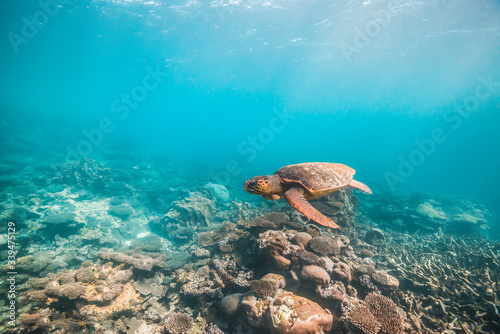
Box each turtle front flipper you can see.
[284,188,340,229]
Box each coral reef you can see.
[150,191,216,242]
[54,158,112,193]
[1,153,497,334]
[362,193,491,235]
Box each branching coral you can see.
[347,304,381,334]
[365,293,405,334]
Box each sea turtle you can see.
[244,162,372,228]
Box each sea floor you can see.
[0,155,498,334]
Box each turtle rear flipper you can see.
[284,188,340,229]
[349,179,372,194]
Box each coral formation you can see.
[347,304,381,334]
[163,313,194,334]
[371,271,399,290]
[97,250,166,272]
[365,293,405,334]
[299,265,331,290]
[310,188,358,227]
[151,191,216,241]
[258,230,293,270]
[220,293,244,318]
[333,262,352,284]
[308,236,340,255]
[267,291,333,334]
[292,232,313,250]
[3,153,496,334]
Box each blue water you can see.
[1,0,500,232]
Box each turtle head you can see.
[244,175,280,195]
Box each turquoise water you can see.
[2,0,499,228]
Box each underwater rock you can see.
[125,317,147,334]
[333,262,352,285]
[296,265,330,293]
[357,248,375,258]
[363,193,491,235]
[75,267,95,284]
[45,282,87,299]
[284,220,304,230]
[267,291,333,334]
[318,256,335,273]
[42,212,78,225]
[359,274,379,294]
[109,203,134,217]
[220,293,244,318]
[165,251,191,270]
[131,234,163,253]
[365,228,385,244]
[153,191,215,241]
[308,236,340,255]
[371,271,399,290]
[205,323,225,334]
[163,312,194,334]
[203,183,230,202]
[292,232,312,250]
[356,264,377,276]
[250,212,290,231]
[261,273,287,289]
[197,222,249,247]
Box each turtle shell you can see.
[275,163,355,196]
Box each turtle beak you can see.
[244,180,254,193]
